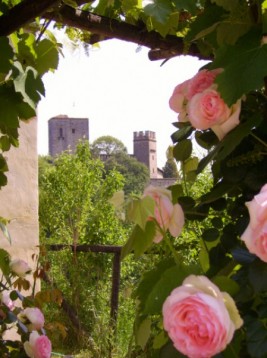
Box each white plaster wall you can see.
[0,117,39,268]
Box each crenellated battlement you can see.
[133,130,156,140]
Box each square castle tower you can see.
[48,115,89,157]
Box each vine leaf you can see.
[213,30,267,105]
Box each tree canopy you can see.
[91,135,127,156]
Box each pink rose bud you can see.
[1,291,15,311]
[10,259,31,277]
[143,185,184,243]
[20,307,45,331]
[163,275,243,358]
[24,331,52,358]
[241,184,267,262]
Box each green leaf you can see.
[249,260,267,293]
[213,30,267,105]
[0,136,11,151]
[182,156,198,174]
[200,181,232,204]
[35,39,59,75]
[202,228,220,242]
[246,317,267,358]
[153,331,168,350]
[216,112,263,162]
[210,0,238,12]
[177,196,195,210]
[121,221,156,258]
[0,248,11,277]
[144,0,172,24]
[173,139,192,162]
[185,4,225,42]
[171,125,193,144]
[108,190,124,208]
[0,221,12,244]
[169,184,184,203]
[127,196,155,230]
[172,0,197,14]
[212,276,240,296]
[135,260,199,315]
[159,341,186,357]
[216,21,251,46]
[12,62,45,109]
[199,246,210,272]
[0,37,14,73]
[195,130,218,149]
[136,317,151,349]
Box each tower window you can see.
[58,128,64,140]
[72,128,75,134]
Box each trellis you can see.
[48,244,122,326]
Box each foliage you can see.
[162,158,179,178]
[91,135,128,156]
[3,0,267,357]
[104,151,150,195]
[39,142,126,245]
[38,142,141,355]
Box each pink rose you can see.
[1,291,15,310]
[24,331,52,358]
[143,185,184,243]
[10,259,31,277]
[20,307,45,331]
[169,80,190,113]
[163,275,243,358]
[186,69,221,100]
[187,89,241,139]
[241,184,267,262]
[169,69,241,140]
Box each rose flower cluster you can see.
[0,258,52,358]
[138,185,243,357]
[169,69,242,140]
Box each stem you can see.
[182,162,189,196]
[164,234,181,265]
[251,133,267,149]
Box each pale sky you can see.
[37,38,207,167]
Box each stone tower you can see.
[48,115,89,157]
[133,131,158,178]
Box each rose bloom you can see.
[10,259,31,277]
[169,69,222,121]
[1,291,15,310]
[241,184,267,262]
[163,275,243,358]
[24,331,52,358]
[186,69,222,100]
[20,307,45,331]
[143,185,184,243]
[169,79,190,121]
[187,89,241,140]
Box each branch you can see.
[0,0,60,36]
[43,5,209,60]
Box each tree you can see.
[91,135,127,156]
[39,142,132,353]
[162,158,179,178]
[39,142,125,245]
[91,135,150,195]
[104,151,150,195]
